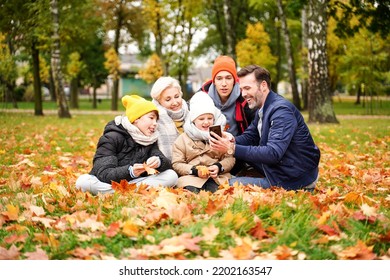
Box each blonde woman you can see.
[150,77,189,160]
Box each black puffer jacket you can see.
[90,120,172,184]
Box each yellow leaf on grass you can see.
[122,220,139,237]
[2,204,19,221]
[153,188,178,209]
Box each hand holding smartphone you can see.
[209,125,222,139]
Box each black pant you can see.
[184,178,219,194]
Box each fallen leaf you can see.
[202,224,220,242]
[2,204,19,221]
[24,248,49,260]
[249,221,269,240]
[335,240,376,260]
[0,245,20,260]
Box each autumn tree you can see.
[338,28,389,112]
[198,0,253,59]
[142,0,205,98]
[276,0,301,110]
[138,53,163,84]
[307,0,337,123]
[66,52,84,109]
[50,0,71,118]
[97,0,145,111]
[104,47,120,98]
[236,22,278,79]
[80,33,108,109]
[0,33,18,107]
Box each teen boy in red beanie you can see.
[199,55,255,137]
[197,55,256,175]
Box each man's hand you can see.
[209,131,235,153]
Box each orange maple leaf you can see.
[143,162,159,175]
[196,165,210,177]
[336,240,377,260]
[249,221,269,240]
[105,222,120,237]
[111,179,137,193]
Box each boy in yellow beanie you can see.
[76,95,178,195]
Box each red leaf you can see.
[318,224,339,236]
[105,222,120,237]
[249,221,269,240]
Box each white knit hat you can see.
[150,76,183,100]
[189,92,216,122]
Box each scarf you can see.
[152,100,189,160]
[208,83,241,136]
[114,115,158,146]
[183,110,227,142]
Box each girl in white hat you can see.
[172,92,235,193]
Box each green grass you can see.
[0,112,389,260]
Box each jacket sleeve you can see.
[217,154,235,174]
[235,106,297,165]
[91,131,132,184]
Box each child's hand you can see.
[146,156,160,169]
[132,163,146,177]
[208,165,219,178]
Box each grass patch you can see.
[0,112,389,260]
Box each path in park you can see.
[2,109,389,119]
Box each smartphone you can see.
[209,125,222,139]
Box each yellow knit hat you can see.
[122,95,159,123]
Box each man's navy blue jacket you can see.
[234,91,320,190]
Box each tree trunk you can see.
[301,6,309,110]
[223,0,236,59]
[51,0,71,118]
[307,0,337,123]
[92,77,98,109]
[70,77,79,109]
[49,68,56,101]
[355,85,361,105]
[276,0,301,110]
[32,39,43,116]
[111,3,123,111]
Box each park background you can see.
[0,0,389,261]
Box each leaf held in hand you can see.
[196,165,209,177]
[143,163,159,175]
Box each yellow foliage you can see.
[104,47,120,80]
[138,53,163,84]
[236,22,277,74]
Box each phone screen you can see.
[209,125,222,138]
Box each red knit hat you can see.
[211,55,238,82]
